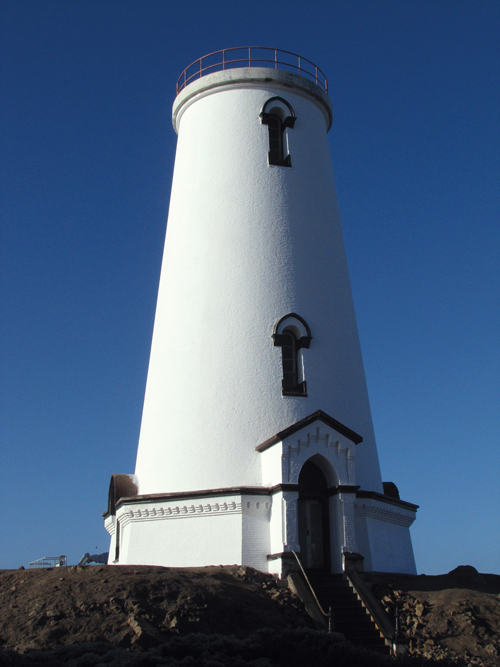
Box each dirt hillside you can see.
[366,566,500,665]
[0,564,499,666]
[0,565,311,652]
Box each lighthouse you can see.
[104,48,418,576]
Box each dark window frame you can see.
[272,313,312,397]
[260,97,296,167]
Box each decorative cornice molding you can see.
[356,490,419,511]
[356,504,416,527]
[118,500,243,527]
[114,486,272,512]
[284,427,354,460]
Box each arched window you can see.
[260,97,296,167]
[267,115,284,165]
[272,313,312,397]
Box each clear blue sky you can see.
[1,0,499,574]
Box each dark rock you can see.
[449,565,487,587]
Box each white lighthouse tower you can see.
[104,48,417,576]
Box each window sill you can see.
[282,381,307,397]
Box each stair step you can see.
[303,569,393,655]
[334,617,375,626]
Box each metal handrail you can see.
[291,550,332,632]
[343,564,397,648]
[176,47,328,95]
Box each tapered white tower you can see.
[104,48,417,576]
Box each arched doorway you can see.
[297,459,331,569]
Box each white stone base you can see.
[104,486,417,575]
[106,491,272,571]
[105,412,418,575]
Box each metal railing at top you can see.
[176,47,328,95]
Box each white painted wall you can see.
[104,516,116,564]
[109,493,273,569]
[116,495,245,567]
[134,68,383,498]
[356,497,417,574]
[268,490,285,557]
[241,496,271,571]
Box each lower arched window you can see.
[281,328,299,390]
[272,313,312,397]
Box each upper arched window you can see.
[272,313,312,397]
[260,97,296,167]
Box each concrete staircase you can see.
[305,569,391,655]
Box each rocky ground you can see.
[366,566,500,666]
[0,564,498,666]
[0,564,312,653]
